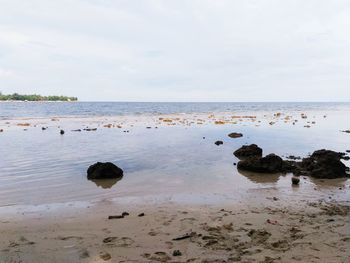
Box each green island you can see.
[0,92,78,101]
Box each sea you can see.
[0,102,349,210]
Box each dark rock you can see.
[346,150,350,153]
[237,154,284,173]
[342,130,350,133]
[84,128,97,131]
[291,176,300,185]
[234,144,263,158]
[72,129,82,132]
[172,250,182,256]
[87,162,123,180]
[215,140,223,146]
[298,149,349,179]
[138,213,145,217]
[41,127,47,130]
[287,155,301,160]
[60,129,65,135]
[228,132,243,138]
[122,212,129,216]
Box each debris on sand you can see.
[172,232,196,241]
[108,215,124,220]
[99,252,111,261]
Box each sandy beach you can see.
[1,195,349,263]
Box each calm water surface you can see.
[0,102,349,207]
[1,101,350,119]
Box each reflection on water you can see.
[308,176,349,188]
[90,177,122,189]
[237,169,283,183]
[0,107,350,206]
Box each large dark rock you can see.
[298,149,348,179]
[234,147,349,178]
[237,154,284,173]
[234,144,263,158]
[87,162,123,180]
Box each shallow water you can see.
[1,101,350,119]
[0,103,349,208]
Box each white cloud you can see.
[0,0,350,101]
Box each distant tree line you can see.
[0,92,78,101]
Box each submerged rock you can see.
[237,154,284,173]
[234,144,262,158]
[87,162,123,180]
[228,132,243,138]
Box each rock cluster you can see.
[234,145,349,179]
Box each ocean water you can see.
[0,102,349,208]
[1,101,350,119]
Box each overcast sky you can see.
[0,0,350,101]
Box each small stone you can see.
[292,176,300,185]
[60,129,65,135]
[215,140,223,146]
[122,212,129,216]
[138,213,145,217]
[273,197,278,201]
[172,250,182,256]
[99,252,111,261]
[228,132,243,138]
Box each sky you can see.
[0,0,350,102]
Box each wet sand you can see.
[1,196,349,263]
[0,110,350,262]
